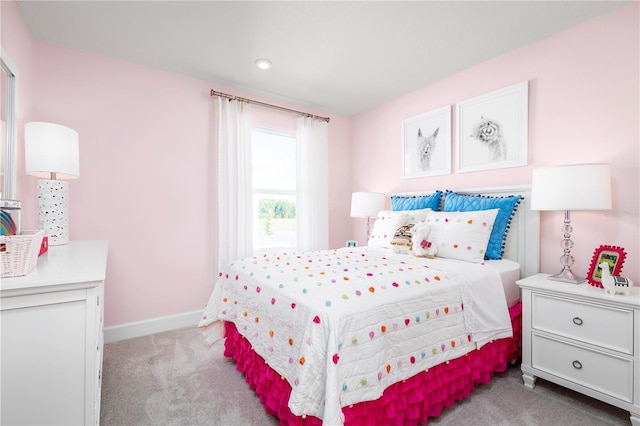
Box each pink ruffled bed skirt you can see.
[223,302,522,425]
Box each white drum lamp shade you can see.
[25,122,79,179]
[531,163,612,211]
[531,163,612,283]
[25,122,80,246]
[350,192,385,218]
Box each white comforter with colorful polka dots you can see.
[200,246,512,425]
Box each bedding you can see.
[222,304,521,426]
[442,190,522,260]
[422,208,499,263]
[200,246,514,425]
[390,191,442,211]
[486,258,521,306]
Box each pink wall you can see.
[351,4,639,284]
[26,44,216,326]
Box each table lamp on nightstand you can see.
[350,191,385,240]
[25,122,80,246]
[531,163,612,284]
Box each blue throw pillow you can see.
[390,191,442,212]
[443,190,522,260]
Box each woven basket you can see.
[0,230,45,278]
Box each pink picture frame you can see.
[586,245,627,288]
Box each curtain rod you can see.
[210,90,330,123]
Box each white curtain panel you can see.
[213,97,253,272]
[295,117,329,251]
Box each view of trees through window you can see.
[252,128,297,251]
[258,198,295,235]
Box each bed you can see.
[200,185,539,425]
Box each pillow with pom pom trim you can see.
[423,209,499,263]
[390,191,442,211]
[443,191,522,260]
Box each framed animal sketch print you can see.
[455,81,528,173]
[402,105,451,179]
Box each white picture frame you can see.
[402,105,451,179]
[455,81,528,173]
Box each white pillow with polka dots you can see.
[423,209,499,262]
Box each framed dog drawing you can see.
[402,105,451,179]
[455,81,528,173]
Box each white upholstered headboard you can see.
[391,184,540,278]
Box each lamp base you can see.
[548,267,586,284]
[547,210,585,284]
[37,179,70,246]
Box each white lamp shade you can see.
[350,192,385,218]
[531,163,612,211]
[25,122,79,179]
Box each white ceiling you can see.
[16,1,631,116]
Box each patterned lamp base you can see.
[37,180,69,245]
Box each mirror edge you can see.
[1,46,18,200]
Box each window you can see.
[252,128,297,251]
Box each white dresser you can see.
[1,240,108,425]
[517,273,640,425]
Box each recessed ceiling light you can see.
[255,58,272,70]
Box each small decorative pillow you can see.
[411,223,437,258]
[367,208,431,248]
[390,223,415,254]
[391,191,442,211]
[443,191,522,260]
[423,209,499,263]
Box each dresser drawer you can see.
[532,333,633,403]
[532,293,634,354]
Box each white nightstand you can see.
[517,273,640,425]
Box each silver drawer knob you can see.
[572,317,583,325]
[572,360,583,369]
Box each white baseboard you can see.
[104,310,204,343]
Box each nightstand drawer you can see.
[532,333,633,403]
[532,293,633,354]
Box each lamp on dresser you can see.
[530,163,612,284]
[25,122,79,246]
[350,191,385,240]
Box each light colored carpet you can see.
[100,326,630,425]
